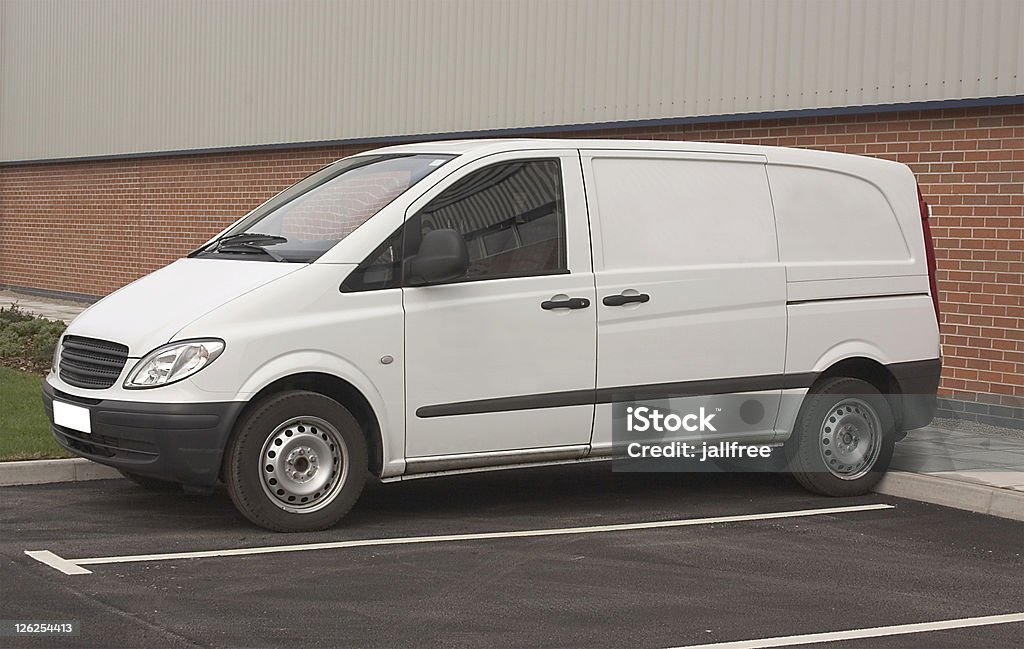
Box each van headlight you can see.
[124,339,225,389]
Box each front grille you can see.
[59,335,129,389]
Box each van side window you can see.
[340,227,403,292]
[406,159,567,281]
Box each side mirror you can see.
[409,229,468,284]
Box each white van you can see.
[43,139,942,531]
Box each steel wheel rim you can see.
[818,397,881,480]
[259,416,349,513]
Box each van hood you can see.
[67,258,305,357]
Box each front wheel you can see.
[225,390,368,532]
[787,377,895,497]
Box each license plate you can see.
[53,400,91,434]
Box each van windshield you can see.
[192,154,454,263]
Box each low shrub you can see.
[0,304,66,373]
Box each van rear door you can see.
[581,150,789,451]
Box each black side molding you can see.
[787,292,928,306]
[415,360,944,423]
[416,372,820,418]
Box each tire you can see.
[224,390,368,532]
[787,377,895,497]
[119,470,179,491]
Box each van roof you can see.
[371,138,770,156]
[368,137,906,172]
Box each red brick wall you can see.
[0,146,362,296]
[1,103,1021,406]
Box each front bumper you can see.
[42,381,246,487]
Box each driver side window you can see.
[342,158,567,292]
[404,159,567,282]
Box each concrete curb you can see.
[1,460,1022,522]
[873,471,1024,522]
[0,458,121,486]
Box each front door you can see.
[402,151,597,460]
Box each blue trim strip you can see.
[4,95,1021,166]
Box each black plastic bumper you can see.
[42,381,246,487]
[890,358,942,431]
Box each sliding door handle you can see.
[541,297,591,310]
[602,292,650,307]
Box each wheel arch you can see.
[226,372,385,478]
[815,356,904,433]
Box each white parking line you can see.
[23,550,92,575]
[26,502,893,575]
[664,612,1024,648]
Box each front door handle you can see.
[541,297,591,310]
[602,292,650,307]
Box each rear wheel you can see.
[787,377,895,497]
[225,390,367,532]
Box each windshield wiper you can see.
[188,232,287,258]
[216,241,286,261]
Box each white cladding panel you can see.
[768,164,911,264]
[587,154,777,268]
[2,0,1021,162]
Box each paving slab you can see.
[0,290,89,324]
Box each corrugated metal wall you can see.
[2,0,1021,162]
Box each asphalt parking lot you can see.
[2,465,1022,648]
